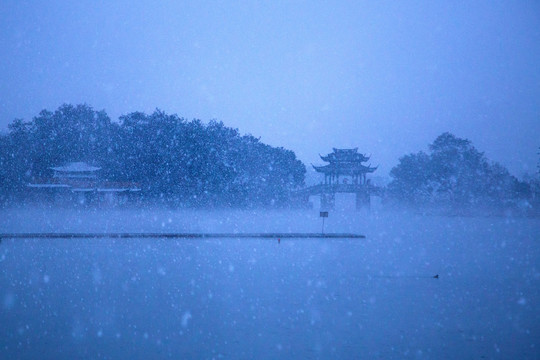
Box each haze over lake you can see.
[1,207,539,359]
[1,1,540,358]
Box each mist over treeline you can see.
[0,104,305,207]
[0,104,538,215]
[387,133,539,215]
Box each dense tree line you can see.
[387,132,533,214]
[2,105,538,214]
[529,147,540,213]
[0,104,306,206]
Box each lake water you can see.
[1,207,539,359]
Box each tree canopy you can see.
[0,104,306,206]
[388,132,529,212]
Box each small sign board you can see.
[320,211,329,218]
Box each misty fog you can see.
[1,1,540,359]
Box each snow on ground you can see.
[0,206,539,359]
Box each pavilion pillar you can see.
[321,193,335,210]
[356,190,370,210]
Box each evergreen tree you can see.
[0,104,306,207]
[388,132,527,212]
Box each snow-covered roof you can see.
[27,183,70,188]
[97,188,131,192]
[50,162,101,172]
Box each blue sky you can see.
[1,1,539,177]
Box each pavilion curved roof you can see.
[312,163,378,175]
[50,162,101,172]
[319,148,370,163]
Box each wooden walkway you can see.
[0,233,365,239]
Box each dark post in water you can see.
[320,211,329,234]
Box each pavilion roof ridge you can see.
[50,161,101,172]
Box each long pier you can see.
[0,233,365,239]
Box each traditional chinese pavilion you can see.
[51,162,101,180]
[313,148,377,186]
[294,148,379,210]
[27,162,140,205]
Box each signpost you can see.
[320,211,329,234]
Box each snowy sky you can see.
[1,1,539,177]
